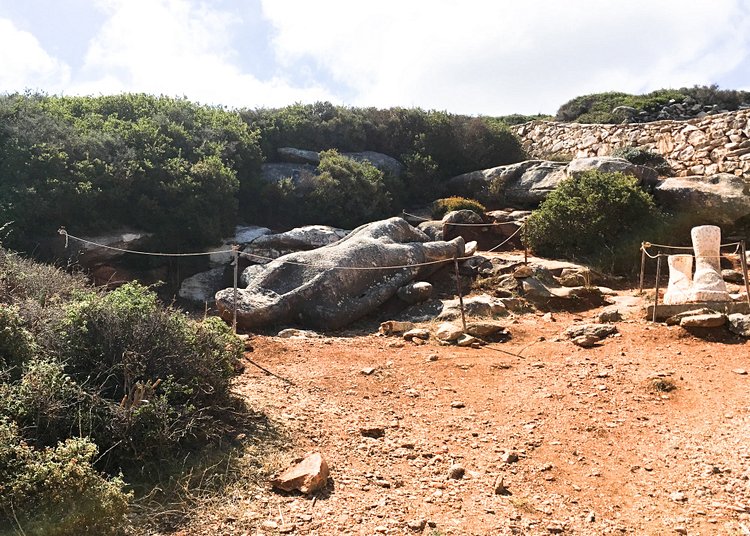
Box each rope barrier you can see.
[58,229,235,257]
[58,221,525,273]
[401,210,527,227]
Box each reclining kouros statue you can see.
[663,225,731,305]
[215,217,466,330]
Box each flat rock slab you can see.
[679,313,727,328]
[647,302,750,322]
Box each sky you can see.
[1,0,749,116]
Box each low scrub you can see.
[431,197,486,219]
[611,146,673,176]
[0,420,131,536]
[524,171,663,273]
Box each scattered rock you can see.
[403,328,430,341]
[380,320,415,335]
[277,328,322,339]
[572,334,600,348]
[435,322,464,342]
[406,519,427,532]
[494,475,511,496]
[733,368,748,375]
[596,308,623,323]
[271,452,329,494]
[728,313,750,337]
[465,321,509,341]
[723,269,746,284]
[679,313,727,328]
[451,401,466,408]
[397,281,433,304]
[360,425,386,439]
[670,491,687,503]
[448,464,466,480]
[501,451,520,464]
[665,307,718,326]
[361,367,376,375]
[564,323,618,340]
[456,334,480,347]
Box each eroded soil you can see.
[175,298,750,536]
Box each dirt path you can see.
[175,299,750,536]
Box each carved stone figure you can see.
[663,254,693,305]
[688,225,730,302]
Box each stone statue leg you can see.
[688,225,730,302]
[663,254,693,305]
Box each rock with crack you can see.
[271,452,329,494]
[728,313,750,337]
[216,218,465,330]
[564,323,618,343]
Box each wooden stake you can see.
[454,257,467,332]
[232,245,239,334]
[652,254,662,323]
[741,240,750,308]
[638,243,646,294]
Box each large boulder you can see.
[565,157,659,190]
[209,225,273,266]
[653,174,750,226]
[277,147,321,165]
[260,162,317,184]
[446,160,566,206]
[178,267,226,303]
[445,157,658,207]
[216,218,465,330]
[343,151,404,177]
[251,225,348,250]
[71,230,152,265]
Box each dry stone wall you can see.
[511,110,750,177]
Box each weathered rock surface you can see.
[397,281,433,304]
[271,452,329,494]
[343,151,404,177]
[565,157,658,189]
[435,322,464,342]
[564,323,618,341]
[251,225,348,251]
[653,174,750,226]
[679,313,727,328]
[728,313,750,337]
[178,267,226,303]
[216,218,465,329]
[209,225,273,265]
[512,109,750,178]
[277,147,321,165]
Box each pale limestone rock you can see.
[435,322,463,342]
[663,255,693,305]
[688,226,731,302]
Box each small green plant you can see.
[611,146,673,176]
[0,420,131,535]
[524,171,662,273]
[0,305,37,378]
[431,196,486,219]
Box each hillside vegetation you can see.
[0,94,526,252]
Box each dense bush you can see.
[0,420,131,536]
[0,93,263,251]
[524,171,662,273]
[265,150,395,228]
[610,146,673,176]
[432,197,486,219]
[555,89,685,123]
[555,85,750,124]
[0,251,248,532]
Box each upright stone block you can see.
[663,254,693,305]
[689,225,731,302]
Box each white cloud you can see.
[73,0,334,107]
[260,0,750,114]
[0,18,70,92]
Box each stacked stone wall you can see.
[511,110,750,177]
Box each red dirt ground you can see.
[172,292,750,536]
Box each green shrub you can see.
[610,146,673,176]
[45,283,243,471]
[555,89,686,123]
[431,197,486,219]
[0,306,37,378]
[0,420,131,536]
[524,171,662,273]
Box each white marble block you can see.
[688,225,730,302]
[663,254,693,305]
